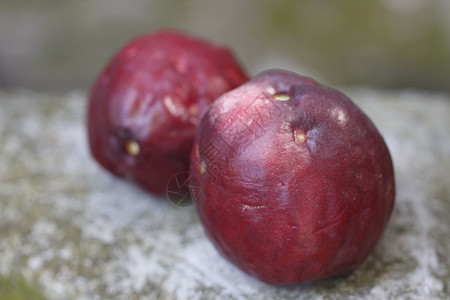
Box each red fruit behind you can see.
[87,29,248,194]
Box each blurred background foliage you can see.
[0,0,449,92]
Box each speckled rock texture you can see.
[0,89,449,299]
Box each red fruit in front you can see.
[190,69,395,284]
[87,29,248,194]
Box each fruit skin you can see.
[87,29,248,195]
[190,69,395,284]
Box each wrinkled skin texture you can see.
[190,70,395,284]
[87,29,248,194]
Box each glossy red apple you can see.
[190,69,395,284]
[87,29,248,194]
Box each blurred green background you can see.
[0,0,449,92]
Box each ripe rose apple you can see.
[190,69,395,284]
[87,29,248,194]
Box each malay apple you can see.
[87,29,248,194]
[190,69,395,284]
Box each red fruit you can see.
[190,69,395,284]
[87,29,248,194]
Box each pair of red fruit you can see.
[87,29,395,285]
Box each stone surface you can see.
[0,89,449,299]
